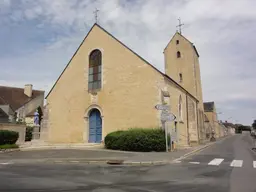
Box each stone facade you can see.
[164,32,205,143]
[205,110,219,138]
[45,24,205,147]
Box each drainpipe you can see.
[186,94,190,145]
[196,101,200,144]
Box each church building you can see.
[42,23,205,147]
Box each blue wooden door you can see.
[89,109,102,143]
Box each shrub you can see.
[0,130,19,145]
[25,127,34,141]
[0,144,19,149]
[105,128,170,152]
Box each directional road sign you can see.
[155,104,170,111]
[161,112,176,122]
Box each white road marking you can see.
[230,160,243,167]
[253,161,256,168]
[189,162,200,164]
[0,162,13,165]
[70,160,79,163]
[173,160,181,163]
[208,158,224,166]
[54,160,63,163]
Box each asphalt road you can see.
[0,133,255,192]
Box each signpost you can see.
[155,104,170,111]
[155,104,176,152]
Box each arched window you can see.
[179,95,183,121]
[88,49,102,90]
[177,51,181,58]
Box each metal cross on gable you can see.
[94,8,99,23]
[176,18,184,34]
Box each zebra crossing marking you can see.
[253,161,256,168]
[230,160,243,167]
[175,158,254,168]
[208,158,224,166]
[189,162,200,164]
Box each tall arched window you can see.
[177,51,181,58]
[88,49,102,91]
[179,95,183,121]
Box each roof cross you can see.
[176,18,184,34]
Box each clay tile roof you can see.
[204,102,215,112]
[0,86,44,111]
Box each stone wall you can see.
[187,96,198,145]
[40,104,49,141]
[0,123,26,144]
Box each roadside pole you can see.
[164,121,169,152]
[155,104,176,152]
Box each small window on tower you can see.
[179,73,183,82]
[176,40,179,45]
[177,51,181,58]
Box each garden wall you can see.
[0,123,26,144]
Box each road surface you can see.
[0,133,255,192]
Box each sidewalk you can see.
[0,136,231,166]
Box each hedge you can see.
[0,130,19,145]
[105,128,170,152]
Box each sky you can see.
[0,0,255,125]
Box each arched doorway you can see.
[89,108,102,143]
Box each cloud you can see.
[0,0,255,124]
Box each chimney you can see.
[24,84,33,97]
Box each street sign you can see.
[161,112,176,122]
[155,104,170,111]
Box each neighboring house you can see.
[44,23,206,146]
[223,121,236,135]
[0,84,44,125]
[0,108,9,123]
[204,114,212,139]
[204,102,221,138]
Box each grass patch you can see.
[0,144,19,150]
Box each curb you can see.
[173,136,231,162]
[0,148,20,153]
[0,159,170,166]
[173,143,214,161]
[122,160,169,166]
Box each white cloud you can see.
[1,0,256,124]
